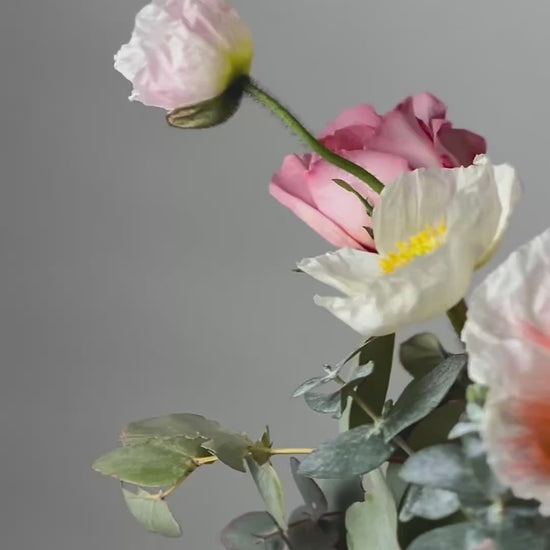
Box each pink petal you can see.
[305,150,409,245]
[437,126,487,167]
[369,107,442,168]
[271,154,316,208]
[406,92,447,127]
[319,104,381,139]
[269,183,371,250]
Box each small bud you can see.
[166,78,246,129]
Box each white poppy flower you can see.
[114,0,253,111]
[463,228,550,514]
[298,156,521,337]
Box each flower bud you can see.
[115,0,253,125]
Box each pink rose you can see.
[271,93,486,251]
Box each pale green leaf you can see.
[92,445,195,487]
[399,333,448,378]
[346,469,400,550]
[221,512,283,550]
[122,487,182,538]
[399,485,460,522]
[246,457,287,530]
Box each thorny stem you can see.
[333,374,414,456]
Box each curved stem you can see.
[242,77,384,195]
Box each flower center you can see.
[379,223,447,275]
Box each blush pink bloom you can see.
[114,0,253,111]
[463,228,550,515]
[271,94,486,251]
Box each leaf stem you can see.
[270,448,314,456]
[334,374,414,456]
[242,77,385,195]
[447,299,468,338]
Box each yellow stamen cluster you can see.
[379,223,447,275]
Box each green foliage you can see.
[93,445,197,487]
[221,512,283,550]
[399,485,460,522]
[346,470,400,550]
[399,333,449,378]
[122,487,182,538]
[222,459,348,550]
[246,457,287,530]
[290,457,328,520]
[399,443,485,498]
[383,354,467,441]
[298,425,395,479]
[407,522,480,549]
[350,334,395,428]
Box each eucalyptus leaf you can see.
[384,354,467,441]
[92,445,196,487]
[221,512,283,550]
[246,457,287,530]
[298,425,394,479]
[122,487,182,538]
[400,444,484,498]
[407,401,465,451]
[288,518,338,550]
[293,377,328,398]
[201,431,251,472]
[304,390,342,416]
[385,462,408,508]
[121,413,222,458]
[349,334,395,429]
[345,469,400,550]
[290,457,328,520]
[400,485,460,522]
[408,522,482,550]
[400,333,448,378]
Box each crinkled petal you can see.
[464,228,550,387]
[114,0,253,110]
[309,239,476,337]
[297,248,380,297]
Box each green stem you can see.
[333,374,413,456]
[242,77,385,195]
[447,299,468,338]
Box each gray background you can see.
[2,0,549,548]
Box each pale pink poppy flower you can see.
[464,228,550,514]
[114,0,253,111]
[271,93,486,251]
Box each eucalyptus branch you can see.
[333,373,414,456]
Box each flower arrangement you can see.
[93,1,550,548]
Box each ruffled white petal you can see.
[297,248,380,296]
[464,228,550,387]
[309,238,476,337]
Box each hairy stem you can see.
[242,77,384,195]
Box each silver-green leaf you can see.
[122,487,182,538]
[298,425,394,479]
[246,457,287,530]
